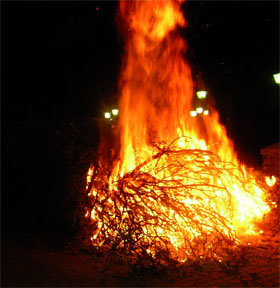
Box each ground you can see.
[2,232,279,287]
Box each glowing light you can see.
[273,73,280,84]
[112,109,119,116]
[196,90,207,99]
[84,0,271,262]
[86,166,94,191]
[190,110,197,117]
[203,110,209,115]
[104,112,111,119]
[265,175,276,187]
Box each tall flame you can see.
[86,0,271,261]
[117,0,269,234]
[118,0,238,174]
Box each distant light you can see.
[196,90,207,99]
[273,73,280,84]
[203,110,209,115]
[104,112,111,119]
[190,111,197,117]
[196,107,203,113]
[112,109,119,116]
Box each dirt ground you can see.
[2,232,279,287]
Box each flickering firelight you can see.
[85,0,271,263]
[265,175,276,187]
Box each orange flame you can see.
[86,165,94,191]
[265,175,276,187]
[117,1,240,175]
[86,0,271,260]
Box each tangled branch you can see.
[84,138,267,262]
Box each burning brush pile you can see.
[82,0,273,263]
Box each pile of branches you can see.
[83,138,264,262]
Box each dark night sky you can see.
[3,1,279,155]
[183,1,279,161]
[2,1,279,236]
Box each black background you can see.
[2,1,279,238]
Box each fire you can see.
[84,0,271,261]
[85,165,94,190]
[265,175,276,187]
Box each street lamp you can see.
[203,110,209,116]
[273,73,280,84]
[196,90,207,99]
[190,111,197,117]
[104,112,111,119]
[112,108,119,116]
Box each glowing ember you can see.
[84,0,271,261]
[265,175,276,187]
[86,165,94,190]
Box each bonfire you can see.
[83,0,272,263]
